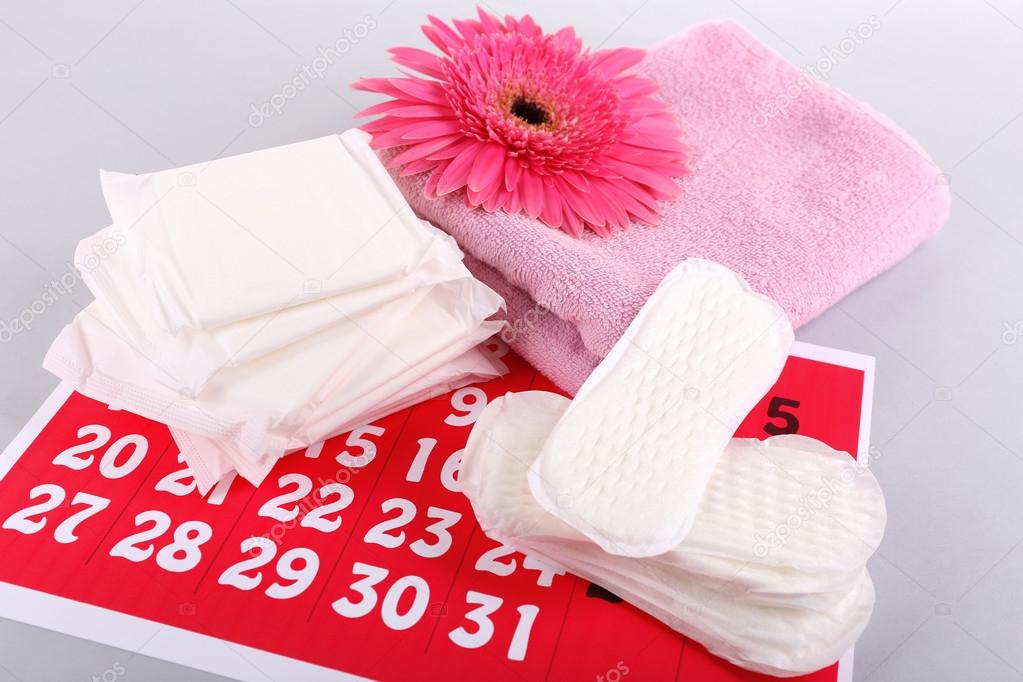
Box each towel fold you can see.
[384,20,949,393]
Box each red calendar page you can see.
[0,341,871,682]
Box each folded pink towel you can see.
[385,20,950,394]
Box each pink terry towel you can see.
[384,20,950,394]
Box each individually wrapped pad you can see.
[528,259,794,556]
[174,345,506,492]
[76,222,472,395]
[461,392,877,676]
[44,275,503,459]
[100,129,437,333]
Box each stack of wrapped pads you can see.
[460,260,887,677]
[45,129,505,492]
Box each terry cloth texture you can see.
[383,20,950,394]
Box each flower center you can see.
[510,95,550,126]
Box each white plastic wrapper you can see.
[43,127,509,494]
[45,274,503,467]
[174,346,505,493]
[76,222,473,396]
[100,129,438,333]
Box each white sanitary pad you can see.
[533,547,874,678]
[100,129,436,333]
[45,275,503,468]
[76,222,473,395]
[44,128,510,492]
[464,391,884,595]
[461,391,883,676]
[528,259,794,557]
[174,345,506,493]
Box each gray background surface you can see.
[1,1,1021,680]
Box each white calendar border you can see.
[0,340,874,682]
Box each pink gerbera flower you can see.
[353,8,687,238]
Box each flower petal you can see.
[561,202,586,237]
[401,119,462,140]
[593,47,646,77]
[540,180,564,229]
[452,18,483,42]
[517,14,541,37]
[388,77,448,104]
[557,178,605,228]
[436,143,478,195]
[614,75,660,98]
[423,164,443,198]
[468,143,507,193]
[355,100,408,118]
[560,169,591,193]
[504,157,523,192]
[388,46,445,79]
[424,15,465,54]
[427,137,476,161]
[505,187,522,214]
[385,104,455,119]
[602,158,680,197]
[386,134,464,168]
[476,7,503,33]
[519,170,545,220]
[398,157,441,176]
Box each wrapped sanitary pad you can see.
[45,129,507,489]
[100,130,439,333]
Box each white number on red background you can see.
[336,425,386,468]
[109,510,212,573]
[2,484,110,543]
[445,387,487,427]
[448,591,502,649]
[448,590,540,661]
[52,424,148,479]
[218,537,319,600]
[257,473,355,532]
[331,562,429,631]
[363,498,461,558]
[405,439,461,492]
[475,541,565,587]
[154,453,236,505]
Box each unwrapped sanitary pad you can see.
[461,390,886,676]
[527,259,793,557]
